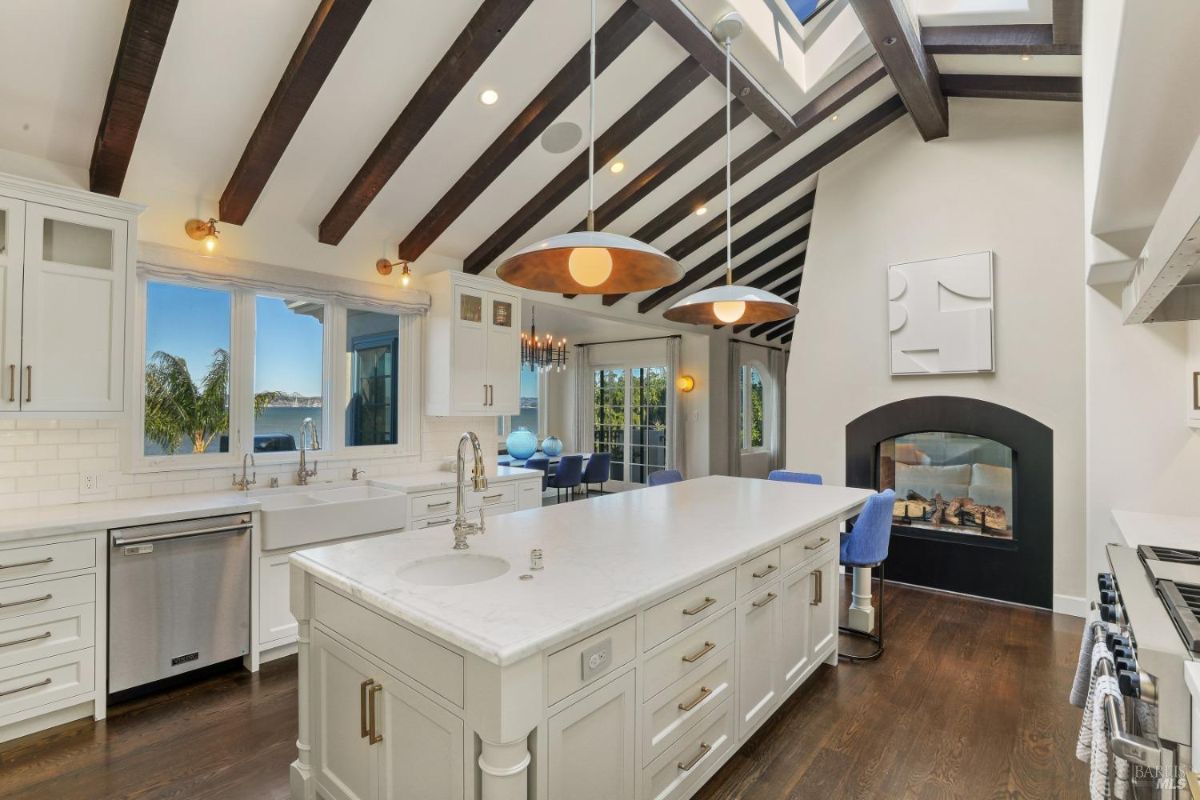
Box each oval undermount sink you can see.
[398,554,511,587]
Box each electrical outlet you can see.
[580,638,612,681]
[79,472,104,494]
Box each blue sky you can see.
[785,0,820,21]
[146,283,323,396]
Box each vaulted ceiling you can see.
[0,0,1082,347]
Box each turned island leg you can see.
[848,566,875,633]
[290,569,315,800]
[479,736,532,800]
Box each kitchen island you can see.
[288,475,872,800]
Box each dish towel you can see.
[1071,609,1100,707]
[1090,674,1131,799]
[1077,641,1108,760]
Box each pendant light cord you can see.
[724,36,733,286]
[587,0,597,232]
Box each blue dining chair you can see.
[767,470,823,485]
[580,452,611,497]
[524,455,550,492]
[546,454,584,502]
[838,489,895,662]
[647,469,683,487]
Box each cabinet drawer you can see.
[644,569,735,652]
[482,502,515,519]
[0,539,95,584]
[0,603,94,669]
[0,574,94,623]
[643,645,733,765]
[644,609,735,701]
[642,699,734,800]
[547,617,636,706]
[465,483,515,510]
[737,547,781,597]
[314,583,464,707]
[781,520,838,574]
[410,491,456,518]
[0,648,95,720]
[412,515,456,530]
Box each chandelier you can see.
[521,310,568,373]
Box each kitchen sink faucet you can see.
[453,431,488,550]
[298,418,319,485]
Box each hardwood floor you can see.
[0,580,1088,800]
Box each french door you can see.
[593,365,669,490]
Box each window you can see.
[593,364,670,485]
[254,295,325,453]
[739,364,765,451]
[593,368,625,481]
[344,309,399,447]
[498,370,542,445]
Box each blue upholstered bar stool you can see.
[647,469,683,486]
[546,455,583,502]
[581,452,611,497]
[838,489,895,662]
[767,470,823,485]
[524,455,550,492]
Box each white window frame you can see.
[590,360,670,489]
[739,361,771,455]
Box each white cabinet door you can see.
[0,196,23,411]
[311,631,377,800]
[484,292,519,414]
[259,555,297,646]
[737,586,780,739]
[808,555,837,660]
[21,203,126,411]
[375,671,464,800]
[780,568,813,694]
[548,670,637,800]
[450,286,487,413]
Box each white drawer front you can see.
[644,609,735,701]
[466,483,515,510]
[482,502,515,519]
[737,546,781,597]
[0,648,95,720]
[643,645,733,766]
[642,699,734,800]
[412,515,456,530]
[644,569,735,653]
[411,491,456,518]
[0,574,95,623]
[547,617,636,706]
[0,603,95,669]
[0,538,95,584]
[781,520,838,574]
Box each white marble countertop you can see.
[1112,510,1200,550]
[371,466,542,493]
[292,476,872,667]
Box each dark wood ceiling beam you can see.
[629,192,813,312]
[740,284,802,336]
[463,57,709,274]
[693,228,807,293]
[745,252,805,291]
[632,55,885,246]
[396,2,649,262]
[319,0,535,245]
[941,74,1082,102]
[89,0,180,196]
[1052,0,1083,46]
[220,0,372,225]
[850,0,947,141]
[630,0,794,137]
[921,24,1079,55]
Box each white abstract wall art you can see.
[888,251,994,375]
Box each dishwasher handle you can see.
[111,513,253,546]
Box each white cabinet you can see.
[375,670,464,800]
[259,555,297,647]
[780,568,814,694]
[548,670,637,800]
[0,197,23,411]
[808,553,837,660]
[425,272,520,416]
[736,586,780,739]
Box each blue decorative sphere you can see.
[541,435,563,457]
[506,428,538,460]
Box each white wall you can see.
[787,98,1088,605]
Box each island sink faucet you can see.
[297,417,319,486]
[453,431,488,550]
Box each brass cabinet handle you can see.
[483,384,488,406]
[423,518,452,527]
[752,591,778,609]
[0,593,52,609]
[677,742,711,773]
[0,677,50,698]
[6,364,12,402]
[0,631,52,649]
[24,365,30,403]
[677,685,712,713]
[682,640,715,664]
[811,569,823,606]
[426,501,451,509]
[752,564,777,579]
[804,536,830,551]
[482,493,504,501]
[0,557,52,570]
[368,683,383,744]
[488,385,493,406]
[360,679,373,738]
[682,596,716,616]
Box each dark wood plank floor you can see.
[0,580,1088,800]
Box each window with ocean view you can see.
[254,295,325,453]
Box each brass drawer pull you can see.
[424,518,452,527]
[677,742,711,773]
[0,557,52,570]
[6,365,12,402]
[0,593,52,609]
[752,564,777,579]
[804,536,831,551]
[426,501,451,509]
[0,631,52,649]
[368,682,383,744]
[0,677,50,698]
[360,679,373,738]
[482,493,504,501]
[677,685,712,713]
[24,365,30,403]
[752,592,778,609]
[682,640,715,664]
[682,596,716,616]
[811,569,823,606]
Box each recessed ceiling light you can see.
[1020,54,1032,62]
[479,89,499,105]
[831,113,839,122]
[610,161,625,174]
[695,206,708,216]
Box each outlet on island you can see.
[580,637,612,681]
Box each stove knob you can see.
[1098,573,1115,592]
[1106,633,1130,651]
[1115,656,1137,674]
[1118,670,1141,699]
[1099,589,1118,605]
[1100,603,1121,623]
[1113,644,1134,661]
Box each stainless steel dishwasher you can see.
[108,512,252,695]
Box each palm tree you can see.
[145,348,277,454]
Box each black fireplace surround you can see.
[845,396,1053,608]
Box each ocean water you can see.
[143,406,325,455]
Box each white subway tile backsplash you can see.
[36,430,79,445]
[57,444,98,460]
[15,444,58,461]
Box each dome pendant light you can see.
[495,0,683,294]
[664,13,798,327]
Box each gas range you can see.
[1137,545,1200,654]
